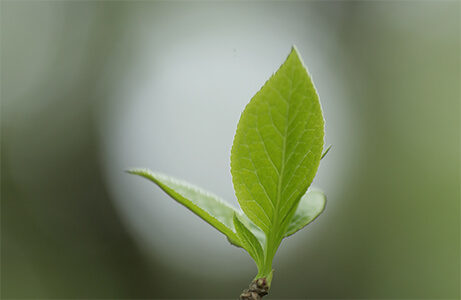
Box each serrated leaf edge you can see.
[128,168,243,247]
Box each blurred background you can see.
[1,1,459,299]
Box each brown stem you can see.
[238,277,269,300]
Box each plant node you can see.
[238,277,269,300]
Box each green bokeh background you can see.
[2,1,459,299]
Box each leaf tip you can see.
[232,211,239,223]
[125,168,146,175]
[289,45,310,73]
[321,145,332,160]
[266,270,274,287]
[291,44,300,55]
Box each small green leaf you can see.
[265,269,274,287]
[233,214,265,271]
[128,169,242,247]
[321,145,332,160]
[231,46,325,275]
[239,216,266,247]
[284,189,326,237]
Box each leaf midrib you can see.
[265,68,295,264]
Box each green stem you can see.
[261,231,280,279]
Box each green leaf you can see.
[230,46,325,275]
[240,217,266,247]
[321,145,332,160]
[128,169,242,247]
[284,189,326,237]
[233,214,265,271]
